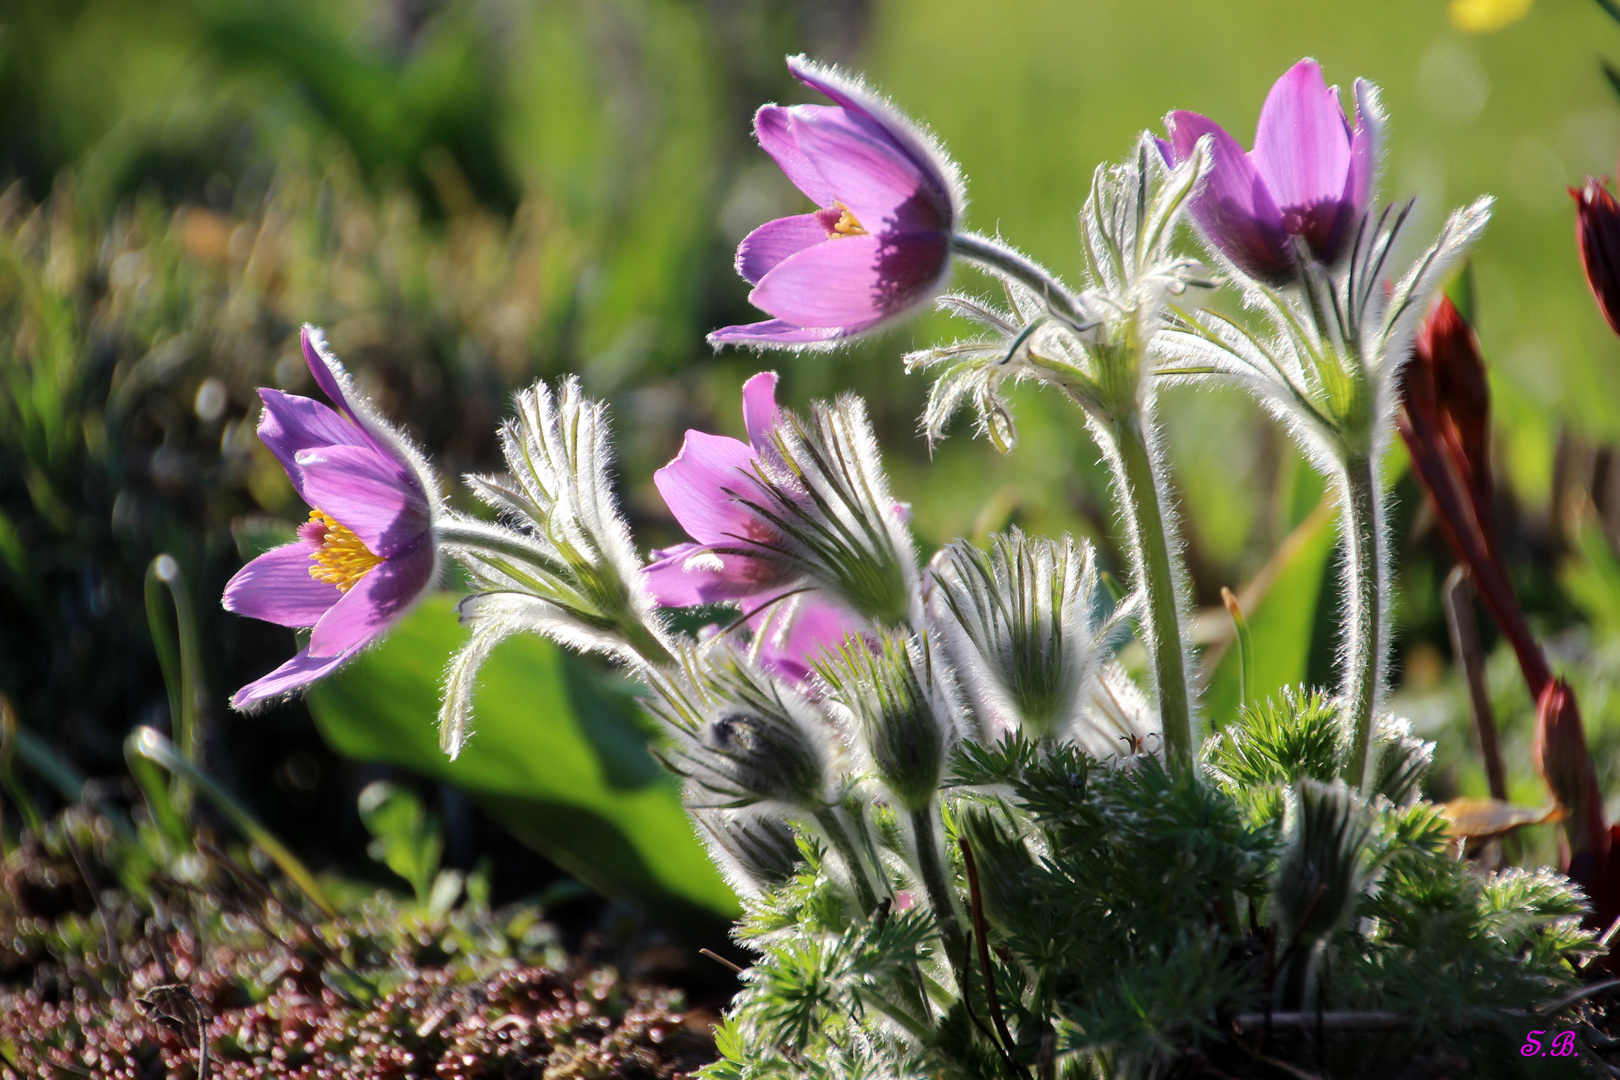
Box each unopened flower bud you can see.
[1573,177,1620,337]
[1407,296,1492,513]
[647,645,833,812]
[928,529,1104,744]
[819,632,956,813]
[692,807,803,895]
[1533,678,1609,868]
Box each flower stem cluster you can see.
[214,52,1593,1080]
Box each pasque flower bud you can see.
[819,632,955,813]
[1533,679,1609,872]
[1573,176,1620,337]
[647,645,834,812]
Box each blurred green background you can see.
[6,0,1620,926]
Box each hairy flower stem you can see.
[951,233,1092,330]
[1105,413,1194,771]
[814,807,881,914]
[1338,453,1384,789]
[909,806,966,977]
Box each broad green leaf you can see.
[1201,502,1337,730]
[308,595,737,919]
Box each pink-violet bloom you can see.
[644,371,865,677]
[223,327,440,709]
[1161,59,1380,286]
[709,55,965,348]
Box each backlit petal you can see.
[301,325,360,423]
[707,319,863,346]
[1251,59,1352,214]
[257,389,369,498]
[296,443,430,557]
[752,595,865,682]
[643,544,781,607]
[785,53,961,223]
[789,107,946,233]
[750,232,948,328]
[307,535,435,658]
[1167,110,1292,283]
[231,647,356,710]
[222,541,341,628]
[737,214,830,285]
[756,106,836,207]
[654,430,762,545]
[1344,78,1382,219]
[740,371,781,449]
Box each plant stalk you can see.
[1339,452,1384,789]
[1106,413,1194,771]
[951,233,1092,330]
[814,806,881,914]
[910,806,966,974]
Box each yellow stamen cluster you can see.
[827,202,867,238]
[306,510,384,592]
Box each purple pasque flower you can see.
[710,54,965,348]
[644,371,865,677]
[1162,59,1380,286]
[223,327,440,709]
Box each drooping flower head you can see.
[223,327,440,708]
[1162,59,1380,286]
[644,371,869,678]
[1573,176,1620,337]
[710,54,966,348]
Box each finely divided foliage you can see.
[223,54,1600,1080]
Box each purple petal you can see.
[737,213,830,286]
[708,319,863,346]
[654,430,763,545]
[1250,59,1352,217]
[231,647,356,710]
[222,541,341,628]
[257,389,369,499]
[301,326,360,424]
[786,54,876,117]
[306,535,434,658]
[1344,78,1381,220]
[752,596,865,683]
[296,443,429,557]
[788,106,947,234]
[1168,110,1293,283]
[643,544,782,607]
[756,106,837,207]
[750,232,948,328]
[643,543,716,606]
[784,55,960,226]
[740,371,781,449]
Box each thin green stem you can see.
[910,806,966,978]
[814,806,881,914]
[951,233,1092,330]
[1339,453,1384,788]
[1107,414,1193,771]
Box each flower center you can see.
[826,202,867,238]
[305,510,383,592]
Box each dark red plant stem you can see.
[1397,416,1553,695]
